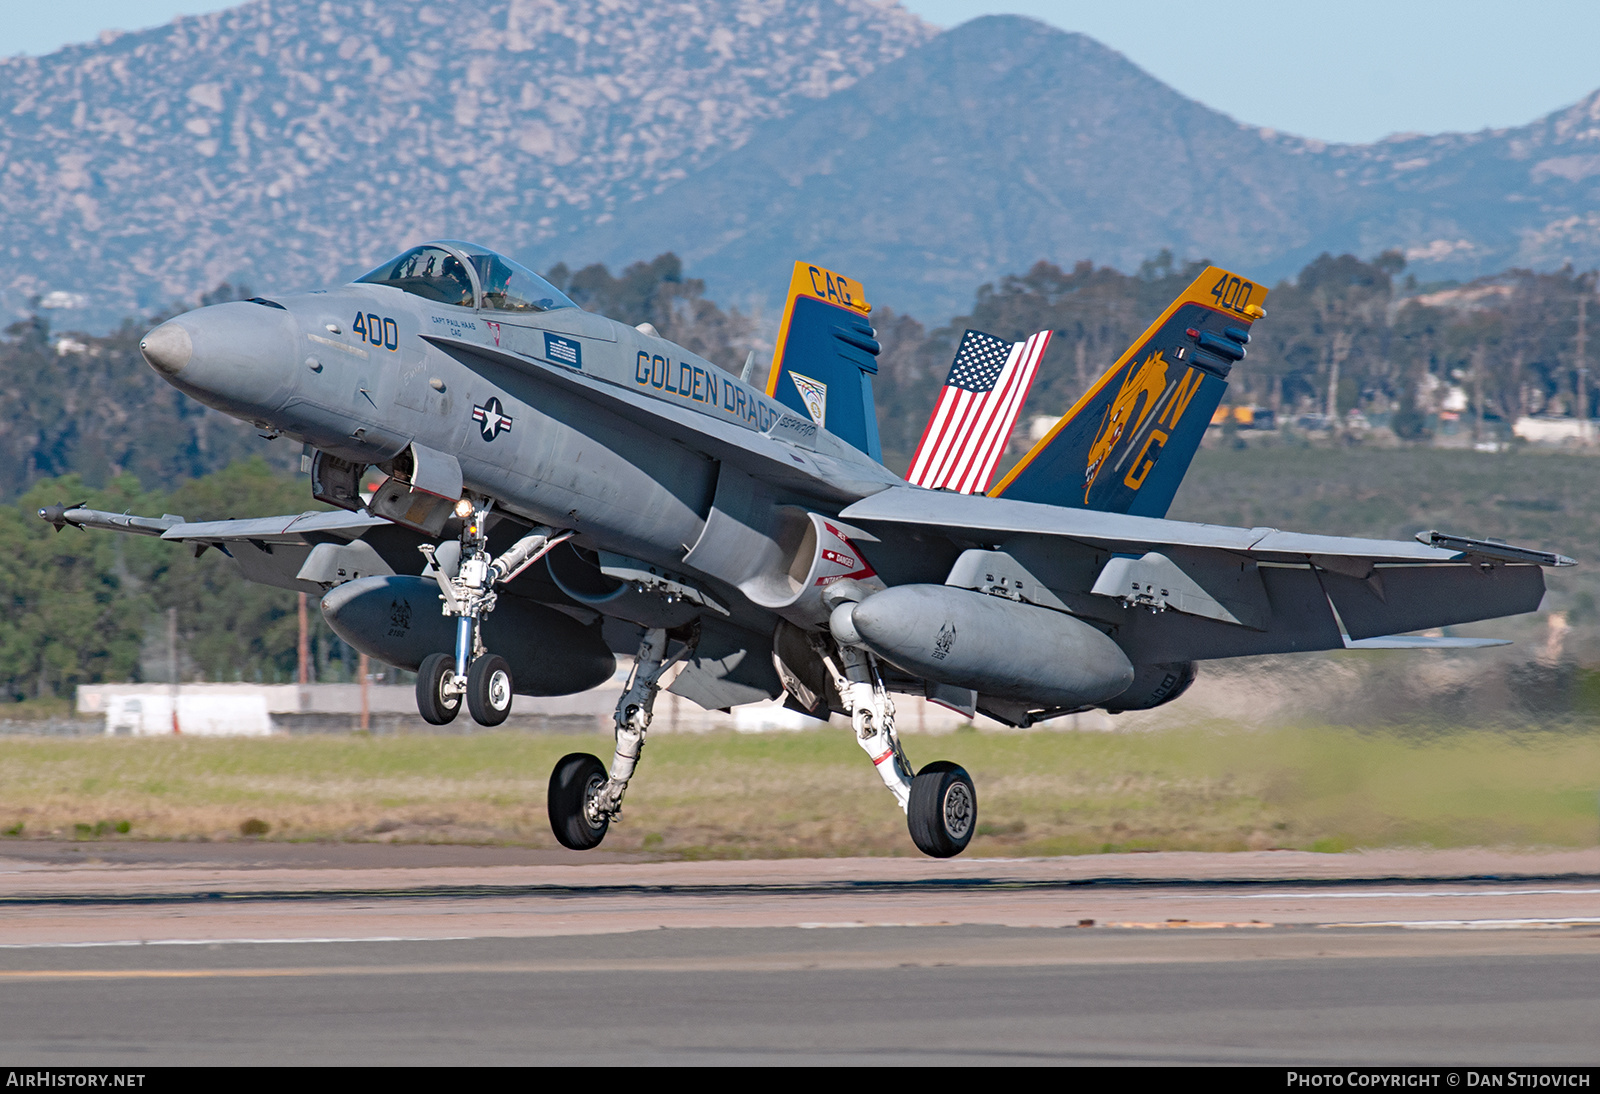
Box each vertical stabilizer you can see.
[767,262,883,463]
[990,267,1268,518]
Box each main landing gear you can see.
[548,627,688,850]
[821,594,976,858]
[540,616,977,858]
[415,500,570,727]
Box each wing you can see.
[46,505,406,595]
[839,486,1569,663]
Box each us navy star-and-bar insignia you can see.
[472,397,513,441]
[789,372,827,428]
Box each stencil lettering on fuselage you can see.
[632,351,787,432]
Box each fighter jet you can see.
[43,241,1571,858]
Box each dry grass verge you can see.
[1,725,1597,858]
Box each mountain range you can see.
[5,0,1600,329]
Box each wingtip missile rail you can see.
[1416,530,1576,569]
[38,505,185,537]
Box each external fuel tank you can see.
[321,575,615,696]
[841,584,1135,710]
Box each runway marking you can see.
[797,921,958,929]
[1102,921,1275,929]
[3,878,1598,908]
[0,964,601,982]
[0,936,478,950]
[1320,917,1600,930]
[1227,887,1600,901]
[5,932,1600,980]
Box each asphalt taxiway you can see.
[1,844,1597,1064]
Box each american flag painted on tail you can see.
[906,329,1052,494]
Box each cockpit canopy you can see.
[355,241,575,313]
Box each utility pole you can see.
[297,590,311,720]
[167,605,180,735]
[359,652,370,733]
[297,592,310,685]
[1578,295,1590,443]
[1472,346,1485,446]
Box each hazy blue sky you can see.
[6,1,1600,144]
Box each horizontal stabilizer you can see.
[1343,635,1511,649]
[992,266,1267,518]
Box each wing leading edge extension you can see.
[991,267,1267,518]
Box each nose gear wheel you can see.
[415,651,461,725]
[467,653,513,726]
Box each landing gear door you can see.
[365,442,463,536]
[311,450,366,513]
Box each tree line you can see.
[1,460,363,703]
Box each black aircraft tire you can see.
[907,760,977,858]
[548,752,611,851]
[467,654,514,726]
[416,652,460,726]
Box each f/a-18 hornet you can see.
[45,242,1571,857]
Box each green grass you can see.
[1,725,1597,857]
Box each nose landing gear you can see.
[415,500,571,727]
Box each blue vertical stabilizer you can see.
[992,266,1269,518]
[767,262,883,464]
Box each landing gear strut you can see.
[820,614,978,858]
[547,627,689,850]
[416,500,570,726]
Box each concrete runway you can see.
[2,844,1598,1065]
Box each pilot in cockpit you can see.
[358,245,474,307]
[428,253,475,308]
[478,256,516,311]
[358,243,571,312]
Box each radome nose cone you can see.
[139,322,192,376]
